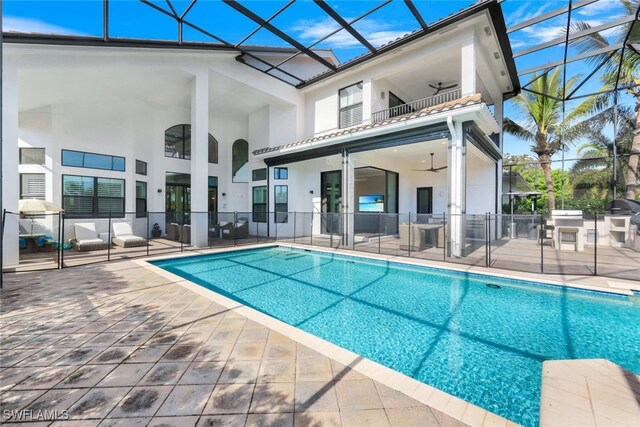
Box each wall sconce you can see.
[222,193,227,197]
[157,188,162,193]
[309,190,314,195]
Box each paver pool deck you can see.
[0,252,491,427]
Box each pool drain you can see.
[486,283,501,289]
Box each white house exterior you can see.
[2,0,519,266]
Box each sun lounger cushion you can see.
[71,223,109,252]
[112,222,146,248]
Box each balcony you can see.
[371,89,462,123]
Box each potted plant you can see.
[151,223,162,238]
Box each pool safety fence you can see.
[2,210,638,283]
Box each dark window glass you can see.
[136,181,147,218]
[232,139,249,182]
[62,175,125,218]
[20,173,46,199]
[339,82,363,129]
[209,137,218,164]
[61,150,125,172]
[19,148,45,165]
[252,186,267,223]
[274,185,288,223]
[252,168,267,181]
[274,167,288,180]
[165,124,218,163]
[136,160,147,175]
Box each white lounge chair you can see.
[112,222,147,248]
[71,223,109,252]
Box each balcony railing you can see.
[371,89,462,123]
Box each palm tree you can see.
[571,106,634,196]
[504,67,598,211]
[569,0,640,198]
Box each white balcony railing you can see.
[371,89,462,123]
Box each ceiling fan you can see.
[411,153,447,173]
[429,81,458,95]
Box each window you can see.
[20,148,45,165]
[252,168,267,181]
[274,185,288,223]
[252,186,267,223]
[136,160,147,175]
[136,181,147,218]
[232,139,249,182]
[164,124,218,163]
[62,175,125,218]
[62,149,125,172]
[20,173,45,199]
[274,167,288,180]
[339,82,363,129]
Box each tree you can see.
[504,68,598,211]
[569,0,640,198]
[571,106,634,197]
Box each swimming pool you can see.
[152,246,640,426]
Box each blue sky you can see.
[3,0,634,165]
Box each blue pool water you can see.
[152,247,640,426]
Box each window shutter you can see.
[20,174,46,199]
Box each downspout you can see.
[446,115,456,142]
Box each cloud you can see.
[2,16,85,35]
[505,1,554,27]
[290,17,411,49]
[575,0,619,17]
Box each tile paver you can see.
[1,258,492,426]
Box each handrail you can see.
[371,89,462,123]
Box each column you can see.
[342,150,354,246]
[2,65,19,266]
[447,119,466,257]
[190,70,209,247]
[460,35,476,96]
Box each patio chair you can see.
[209,221,232,238]
[70,223,109,252]
[112,222,147,248]
[179,224,191,244]
[221,219,249,240]
[166,223,180,241]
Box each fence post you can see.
[107,212,112,261]
[292,211,296,243]
[310,213,313,246]
[378,213,381,254]
[330,213,333,248]
[146,211,150,257]
[57,212,62,269]
[234,211,238,247]
[540,214,544,273]
[1,209,5,288]
[60,212,65,268]
[180,212,184,253]
[256,216,259,244]
[408,213,412,258]
[443,212,446,262]
[594,214,598,276]
[485,213,489,268]
[488,214,492,267]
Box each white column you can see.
[190,70,209,247]
[342,151,354,246]
[362,78,372,125]
[448,119,466,257]
[2,65,19,266]
[461,36,476,96]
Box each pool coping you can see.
[136,242,636,427]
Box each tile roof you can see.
[253,93,484,156]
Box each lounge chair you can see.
[112,222,147,248]
[71,223,109,252]
[221,220,249,240]
[179,224,191,244]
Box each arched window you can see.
[232,139,249,182]
[164,124,218,164]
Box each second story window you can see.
[62,149,125,172]
[20,148,45,165]
[339,82,363,129]
[164,124,218,163]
